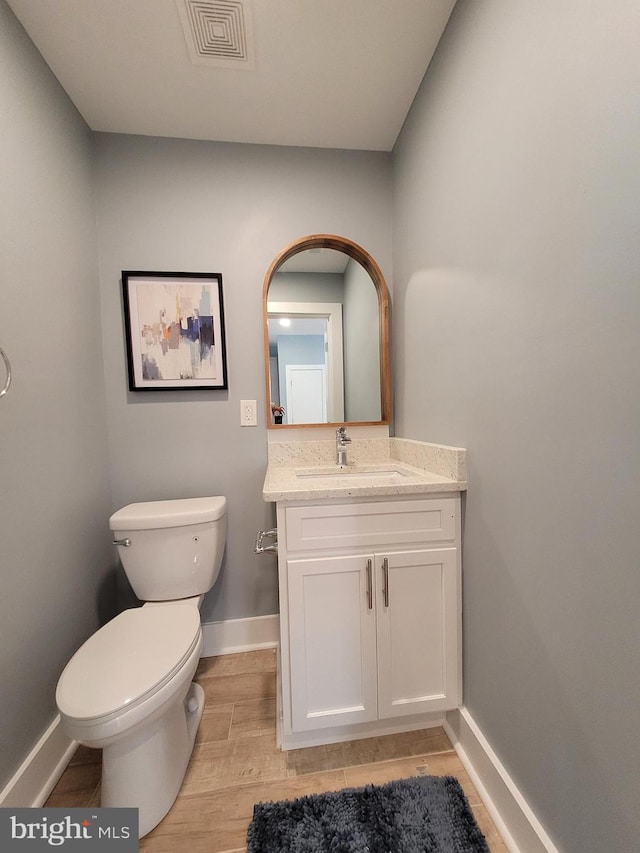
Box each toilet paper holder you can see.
[254,528,278,555]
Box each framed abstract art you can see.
[122,271,228,391]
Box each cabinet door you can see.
[287,555,378,732]
[376,548,459,718]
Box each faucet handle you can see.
[336,426,351,444]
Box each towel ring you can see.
[0,346,11,399]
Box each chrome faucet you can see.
[336,427,352,466]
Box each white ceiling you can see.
[7,0,456,151]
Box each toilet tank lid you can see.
[109,496,226,530]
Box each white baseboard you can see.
[444,707,559,853]
[0,716,75,808]
[201,613,279,657]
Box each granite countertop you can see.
[263,438,467,502]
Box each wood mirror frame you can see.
[262,234,391,429]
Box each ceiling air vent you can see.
[176,0,255,69]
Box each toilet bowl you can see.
[57,603,204,835]
[55,496,227,838]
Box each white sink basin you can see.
[296,466,411,482]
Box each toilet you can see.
[56,496,227,838]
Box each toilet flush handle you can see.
[112,538,132,547]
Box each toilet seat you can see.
[56,604,201,723]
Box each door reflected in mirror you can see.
[262,236,390,429]
[268,306,340,423]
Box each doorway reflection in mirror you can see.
[267,251,380,425]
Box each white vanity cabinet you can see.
[275,494,462,748]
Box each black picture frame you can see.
[122,271,228,391]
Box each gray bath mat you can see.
[246,774,490,852]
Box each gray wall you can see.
[0,1,114,790]
[270,272,345,304]
[392,1,640,851]
[93,133,393,624]
[343,258,381,422]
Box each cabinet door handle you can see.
[366,559,373,610]
[382,557,390,607]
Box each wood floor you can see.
[46,649,508,852]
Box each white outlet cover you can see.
[240,399,257,426]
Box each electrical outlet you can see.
[240,399,257,426]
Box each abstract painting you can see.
[122,271,228,391]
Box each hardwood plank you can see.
[196,703,233,745]
[344,750,481,807]
[196,649,276,679]
[45,761,101,808]
[182,732,288,795]
[68,744,101,766]
[229,698,276,739]
[200,671,276,706]
[142,770,346,853]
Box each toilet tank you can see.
[109,497,227,602]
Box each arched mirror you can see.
[263,235,390,429]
